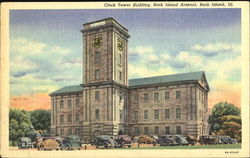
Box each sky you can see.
[9,9,241,111]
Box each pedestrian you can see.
[84,145,87,150]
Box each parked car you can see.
[62,135,81,150]
[174,135,189,145]
[228,137,238,144]
[199,135,218,145]
[150,135,159,144]
[138,135,157,144]
[132,136,139,143]
[158,135,178,146]
[113,135,132,148]
[184,135,197,145]
[216,136,237,144]
[18,137,33,149]
[37,137,60,150]
[93,135,118,149]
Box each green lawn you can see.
[110,144,241,150]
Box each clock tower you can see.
[80,18,130,143]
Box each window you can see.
[144,93,148,102]
[176,91,181,100]
[154,110,159,120]
[144,127,149,135]
[95,69,100,80]
[95,52,101,63]
[165,109,170,119]
[60,129,64,136]
[119,54,122,65]
[68,114,72,123]
[154,92,159,101]
[133,111,138,120]
[119,94,122,103]
[176,126,181,135]
[76,114,80,122]
[120,110,122,120]
[68,129,72,135]
[60,100,64,108]
[134,94,138,102]
[60,115,64,124]
[95,91,100,101]
[176,108,181,119]
[95,109,100,119]
[134,127,139,135]
[75,99,79,107]
[119,71,122,80]
[68,100,72,108]
[165,91,170,100]
[76,128,81,136]
[165,126,170,134]
[143,110,148,120]
[155,126,159,134]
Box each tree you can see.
[9,108,33,146]
[208,102,241,141]
[30,110,51,132]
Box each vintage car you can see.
[158,135,178,146]
[174,135,189,145]
[199,135,218,145]
[37,137,60,150]
[138,135,157,144]
[18,137,33,149]
[216,136,237,144]
[184,135,197,145]
[150,135,159,144]
[62,135,81,150]
[113,135,132,148]
[93,135,118,149]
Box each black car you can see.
[62,135,81,150]
[93,135,118,149]
[18,137,33,149]
[158,135,178,146]
[199,135,218,145]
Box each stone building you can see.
[50,17,210,144]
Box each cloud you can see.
[10,93,51,111]
[129,45,154,54]
[190,43,241,56]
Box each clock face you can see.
[92,35,102,48]
[117,38,124,51]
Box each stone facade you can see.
[50,18,210,144]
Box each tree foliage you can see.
[208,102,241,142]
[9,108,33,146]
[30,110,51,132]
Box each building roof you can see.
[50,85,83,96]
[128,71,206,87]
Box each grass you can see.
[110,144,241,150]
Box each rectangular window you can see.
[144,110,148,120]
[76,114,80,122]
[95,91,100,101]
[119,71,122,80]
[134,94,138,102]
[154,110,159,120]
[95,69,100,80]
[60,100,64,108]
[119,54,122,65]
[60,115,64,124]
[68,129,72,135]
[75,99,79,107]
[165,109,170,119]
[143,93,148,102]
[176,108,181,119]
[95,52,101,63]
[165,126,170,134]
[133,111,138,120]
[155,126,159,134]
[165,91,170,100]
[154,92,159,101]
[120,110,122,120]
[176,91,181,100]
[95,109,100,120]
[68,114,72,123]
[119,94,122,103]
[176,126,181,135]
[134,127,139,135]
[68,100,72,108]
[60,129,64,136]
[144,127,149,135]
